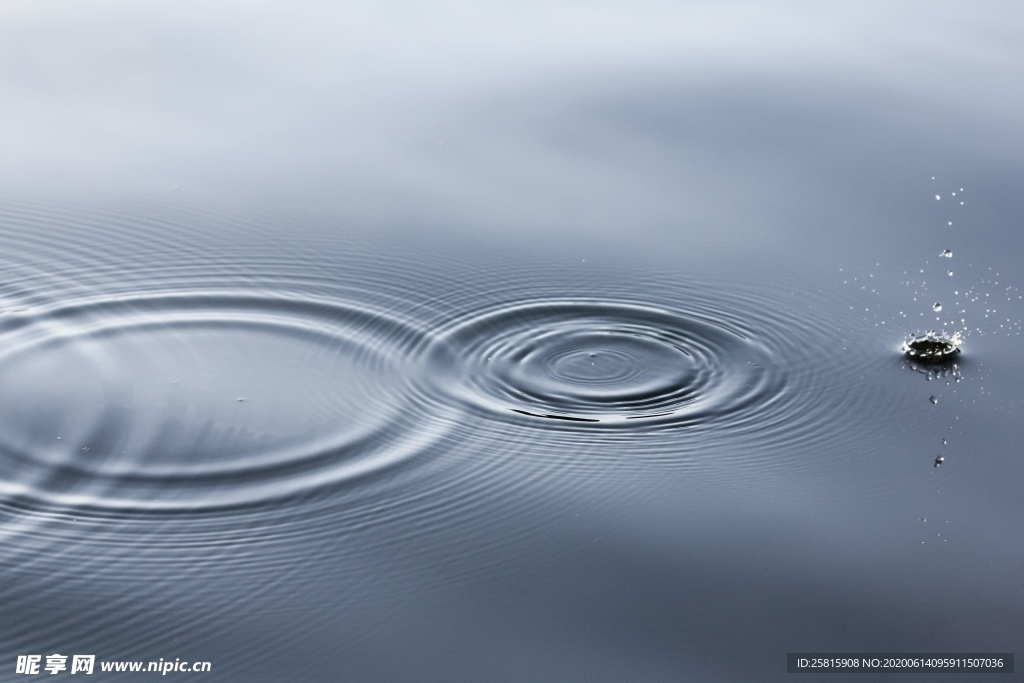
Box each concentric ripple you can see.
[0,292,448,513]
[424,300,775,426]
[413,276,894,471]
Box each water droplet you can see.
[947,271,954,277]
[934,194,942,201]
[941,437,948,446]
[934,455,945,467]
[932,302,942,312]
[959,200,965,206]
[929,395,939,405]
[947,220,953,227]
[940,249,952,258]
[235,397,249,403]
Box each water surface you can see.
[1,2,1023,681]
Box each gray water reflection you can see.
[1,2,1023,681]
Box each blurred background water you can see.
[1,1,1023,681]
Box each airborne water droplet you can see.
[934,194,942,201]
[932,302,942,312]
[929,395,939,405]
[934,455,945,467]
[940,249,952,258]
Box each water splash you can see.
[902,330,962,360]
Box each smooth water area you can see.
[2,2,1023,681]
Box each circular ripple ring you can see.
[0,292,450,513]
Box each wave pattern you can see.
[423,299,778,425]
[408,270,893,476]
[0,198,895,562]
[0,292,449,512]
[0,199,921,680]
